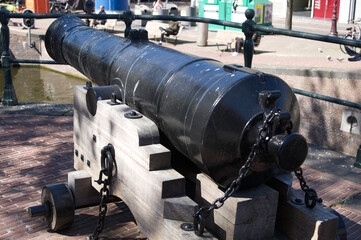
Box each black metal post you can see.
[329,0,338,36]
[123,10,133,38]
[0,9,18,106]
[242,9,256,68]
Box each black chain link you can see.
[193,109,280,237]
[294,167,322,209]
[88,145,114,240]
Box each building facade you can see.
[338,0,361,23]
[270,0,360,23]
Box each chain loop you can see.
[88,144,114,240]
[193,210,206,236]
[294,167,322,209]
[193,109,280,237]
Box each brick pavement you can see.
[0,113,360,239]
[0,114,145,240]
[292,167,361,240]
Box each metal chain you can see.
[88,145,114,240]
[294,167,322,209]
[193,109,280,237]
[88,178,109,240]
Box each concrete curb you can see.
[254,65,361,80]
[0,102,73,116]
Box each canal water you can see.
[0,66,87,104]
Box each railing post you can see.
[329,0,338,36]
[242,9,256,68]
[123,11,133,38]
[0,9,17,106]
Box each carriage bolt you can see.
[124,110,142,119]
[180,223,194,231]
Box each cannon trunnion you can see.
[45,16,307,189]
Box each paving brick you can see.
[348,230,361,240]
[348,222,361,233]
[0,232,13,239]
[0,230,9,236]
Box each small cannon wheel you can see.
[41,184,75,231]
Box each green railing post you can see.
[0,9,17,106]
[123,10,133,38]
[242,9,256,68]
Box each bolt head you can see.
[180,223,194,231]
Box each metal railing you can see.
[1,9,361,109]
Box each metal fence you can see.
[1,8,361,110]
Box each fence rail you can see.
[292,88,361,110]
[1,9,360,110]
[6,12,361,48]
[9,59,63,64]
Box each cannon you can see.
[45,15,307,188]
[28,15,338,240]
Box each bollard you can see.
[354,145,361,168]
[0,9,18,106]
[242,9,256,68]
[285,0,293,30]
[197,22,208,47]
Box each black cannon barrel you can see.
[46,16,307,188]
